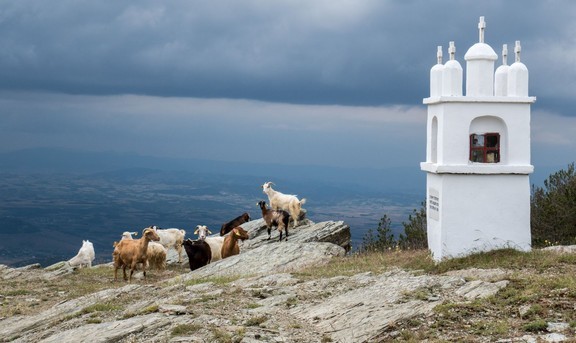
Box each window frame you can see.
[469,132,500,163]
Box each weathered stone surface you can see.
[292,269,465,343]
[8,220,571,342]
[37,313,173,343]
[455,279,509,300]
[240,219,351,252]
[165,218,351,264]
[180,242,346,281]
[0,284,142,341]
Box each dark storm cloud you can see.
[0,0,574,114]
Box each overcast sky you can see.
[0,0,574,172]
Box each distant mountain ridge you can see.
[0,147,425,192]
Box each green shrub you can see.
[531,162,576,247]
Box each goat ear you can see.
[194,229,199,234]
[207,229,212,234]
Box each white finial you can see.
[514,40,521,62]
[449,41,456,60]
[502,44,508,66]
[437,46,443,64]
[478,16,486,43]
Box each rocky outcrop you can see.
[1,219,571,342]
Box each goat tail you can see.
[180,229,186,236]
[299,198,307,206]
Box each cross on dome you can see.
[437,46,443,64]
[478,16,486,43]
[502,44,508,65]
[514,41,522,62]
[448,41,456,60]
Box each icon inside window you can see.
[470,133,500,163]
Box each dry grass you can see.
[294,247,576,341]
[3,248,576,341]
[0,263,188,318]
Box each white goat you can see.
[146,242,167,270]
[68,240,95,268]
[262,181,306,227]
[151,226,186,263]
[194,225,224,262]
[121,231,138,240]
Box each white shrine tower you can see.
[420,17,535,261]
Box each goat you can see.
[121,231,138,240]
[220,212,251,236]
[113,227,160,282]
[194,225,224,262]
[183,239,212,271]
[146,242,167,270]
[257,200,290,241]
[151,226,186,263]
[68,240,95,269]
[261,181,306,227]
[194,224,212,240]
[221,226,250,258]
[113,231,166,270]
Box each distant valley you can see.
[0,149,426,267]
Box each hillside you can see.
[1,218,575,342]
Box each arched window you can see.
[469,116,506,164]
[431,116,438,163]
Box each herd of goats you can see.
[66,182,308,282]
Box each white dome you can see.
[442,59,463,96]
[508,61,529,96]
[507,41,529,97]
[430,63,445,97]
[465,42,497,96]
[494,64,509,96]
[465,43,497,61]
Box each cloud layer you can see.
[0,1,574,171]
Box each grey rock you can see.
[179,242,346,280]
[541,333,567,342]
[292,269,465,343]
[455,279,509,300]
[37,313,172,343]
[240,219,351,252]
[0,284,142,341]
[158,304,189,315]
[547,322,570,332]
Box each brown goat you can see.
[220,212,251,236]
[113,227,160,282]
[221,226,250,258]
